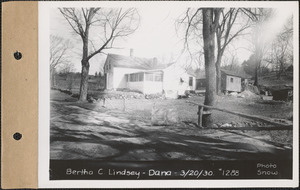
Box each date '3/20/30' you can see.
[180,169,239,178]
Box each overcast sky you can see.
[50,6,293,74]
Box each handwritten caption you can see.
[257,163,279,176]
[50,160,291,180]
[65,168,243,179]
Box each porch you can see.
[126,70,163,94]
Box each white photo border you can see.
[39,1,299,188]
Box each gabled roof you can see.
[221,69,251,79]
[193,69,251,79]
[105,54,173,70]
[183,67,205,78]
[185,68,197,77]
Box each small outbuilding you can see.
[195,69,251,93]
[221,69,251,93]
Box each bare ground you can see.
[50,90,292,160]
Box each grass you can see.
[100,92,294,146]
[50,90,293,161]
[51,88,294,146]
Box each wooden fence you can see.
[187,101,293,130]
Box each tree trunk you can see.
[254,60,260,86]
[79,35,90,101]
[52,72,56,87]
[202,9,217,128]
[79,60,90,101]
[277,59,284,79]
[215,54,222,95]
[50,68,56,88]
[50,69,54,88]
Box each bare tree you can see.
[178,8,222,127]
[59,8,140,101]
[59,62,75,74]
[176,8,204,69]
[201,8,222,127]
[179,8,259,126]
[178,8,259,94]
[267,17,293,79]
[215,8,255,94]
[50,35,72,87]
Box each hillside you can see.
[258,71,293,89]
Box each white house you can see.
[103,53,196,97]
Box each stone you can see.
[216,123,222,127]
[229,92,238,96]
[221,123,232,127]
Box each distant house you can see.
[195,71,206,91]
[195,69,251,93]
[103,53,196,96]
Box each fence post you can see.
[123,97,126,111]
[198,106,203,127]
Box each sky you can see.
[50,6,293,74]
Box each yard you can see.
[50,89,293,160]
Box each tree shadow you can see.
[50,100,292,161]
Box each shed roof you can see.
[105,54,173,70]
[221,69,251,79]
[194,69,251,79]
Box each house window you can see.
[154,73,162,81]
[129,73,143,82]
[189,77,193,86]
[145,73,162,81]
[230,78,234,83]
[138,73,144,81]
[145,73,154,81]
[129,74,137,82]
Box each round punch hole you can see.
[14,51,22,60]
[13,132,22,140]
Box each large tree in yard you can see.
[59,8,139,101]
[179,8,258,95]
[202,8,222,127]
[179,8,261,126]
[179,8,221,127]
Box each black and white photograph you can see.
[38,1,298,188]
